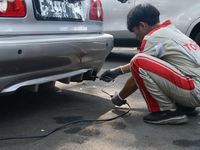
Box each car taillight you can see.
[0,0,26,17]
[90,0,104,21]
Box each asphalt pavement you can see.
[0,48,199,150]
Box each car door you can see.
[135,0,200,35]
[102,0,135,39]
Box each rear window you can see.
[32,0,85,21]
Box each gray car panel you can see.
[1,0,103,35]
[102,0,200,46]
[0,0,113,93]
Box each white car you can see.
[0,0,113,94]
[102,0,200,47]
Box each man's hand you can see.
[100,67,123,82]
[111,92,126,106]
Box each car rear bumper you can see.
[0,33,113,93]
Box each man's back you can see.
[141,20,200,78]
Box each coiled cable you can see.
[0,78,130,141]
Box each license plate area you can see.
[32,0,85,21]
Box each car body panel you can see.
[135,0,200,36]
[102,0,135,39]
[0,0,113,93]
[102,0,200,46]
[1,0,103,35]
[1,68,92,93]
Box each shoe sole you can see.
[143,115,188,125]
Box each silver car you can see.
[0,0,113,94]
[102,0,200,47]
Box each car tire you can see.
[194,31,200,46]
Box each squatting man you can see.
[101,4,200,125]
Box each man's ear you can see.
[139,22,148,30]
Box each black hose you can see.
[0,77,131,141]
[0,103,131,141]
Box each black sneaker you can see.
[143,108,188,125]
[176,104,199,116]
[184,107,199,116]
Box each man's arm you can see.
[111,76,138,106]
[121,63,131,74]
[119,76,138,99]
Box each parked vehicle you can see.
[102,0,200,47]
[0,0,113,94]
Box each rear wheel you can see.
[194,31,200,46]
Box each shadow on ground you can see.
[0,86,136,149]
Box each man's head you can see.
[127,4,160,41]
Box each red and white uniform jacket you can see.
[131,20,200,112]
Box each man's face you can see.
[132,26,145,41]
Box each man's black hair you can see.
[127,3,160,32]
